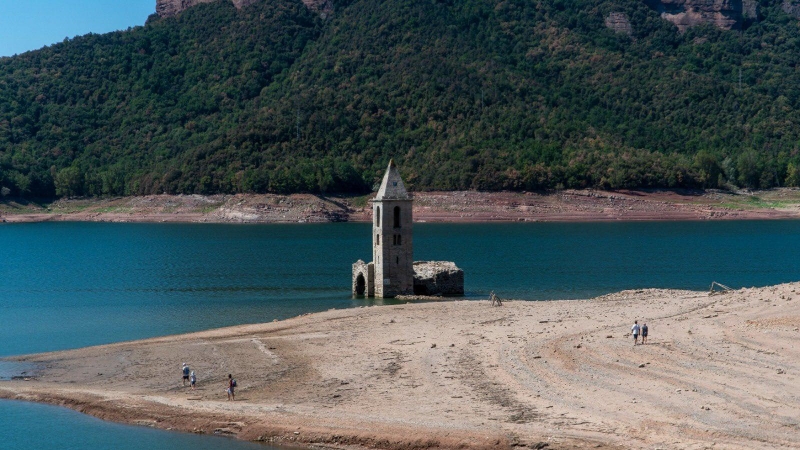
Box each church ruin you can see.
[352,161,464,298]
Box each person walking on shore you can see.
[631,321,640,346]
[190,371,196,390]
[182,363,190,386]
[642,323,649,344]
[226,374,236,401]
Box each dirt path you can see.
[3,189,800,223]
[3,284,799,449]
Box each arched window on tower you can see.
[376,206,381,227]
[394,206,401,228]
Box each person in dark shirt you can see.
[227,374,236,401]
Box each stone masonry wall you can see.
[352,260,374,297]
[413,261,464,296]
[374,199,414,297]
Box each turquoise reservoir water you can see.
[0,400,266,450]
[2,220,800,448]
[3,221,800,356]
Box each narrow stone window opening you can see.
[376,206,381,227]
[377,234,380,245]
[394,206,401,228]
[396,256,399,264]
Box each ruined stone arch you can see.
[351,259,374,297]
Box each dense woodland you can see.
[2,0,800,198]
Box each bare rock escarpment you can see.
[743,0,758,19]
[782,0,800,19]
[157,0,227,17]
[155,0,333,18]
[605,12,633,35]
[644,0,743,31]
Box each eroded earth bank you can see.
[2,283,799,449]
[4,189,800,223]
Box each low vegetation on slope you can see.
[2,0,800,198]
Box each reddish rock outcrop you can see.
[645,0,743,31]
[155,0,332,18]
[158,0,220,17]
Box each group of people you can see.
[181,363,236,400]
[630,320,649,345]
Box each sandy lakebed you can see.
[2,283,799,450]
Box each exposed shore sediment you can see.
[2,283,799,449]
[3,189,800,223]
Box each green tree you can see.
[55,167,84,197]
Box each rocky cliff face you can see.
[605,12,633,35]
[782,0,800,19]
[645,0,743,31]
[158,0,221,17]
[156,0,332,18]
[157,1,748,29]
[743,0,758,19]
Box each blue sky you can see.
[0,0,154,57]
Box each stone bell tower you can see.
[352,161,463,299]
[371,160,414,297]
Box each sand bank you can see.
[2,284,800,449]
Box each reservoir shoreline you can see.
[2,283,799,450]
[3,188,800,224]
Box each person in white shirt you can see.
[631,321,640,346]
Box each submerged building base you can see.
[412,261,464,296]
[353,260,464,298]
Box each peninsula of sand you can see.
[2,283,799,449]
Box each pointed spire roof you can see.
[375,159,410,200]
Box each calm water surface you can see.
[2,220,800,448]
[0,400,266,450]
[3,221,800,356]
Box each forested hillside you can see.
[2,0,800,198]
